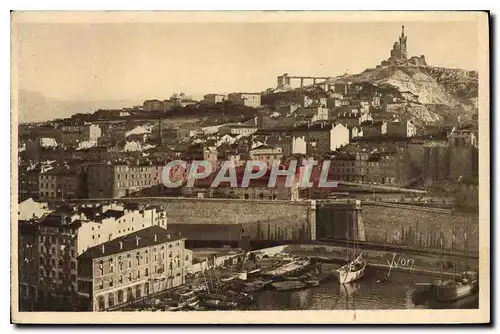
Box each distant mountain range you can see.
[15,90,142,123]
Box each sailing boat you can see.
[335,220,366,284]
[430,221,478,302]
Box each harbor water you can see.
[242,267,479,310]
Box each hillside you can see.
[334,65,478,121]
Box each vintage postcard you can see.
[11,11,490,324]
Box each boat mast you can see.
[440,225,444,283]
[345,220,349,261]
[353,211,357,258]
[465,223,469,271]
[452,218,457,281]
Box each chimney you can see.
[101,244,105,254]
[154,234,157,242]
[167,234,171,239]
[136,236,140,246]
[119,241,123,250]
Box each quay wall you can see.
[67,198,480,254]
[70,198,318,242]
[361,203,479,254]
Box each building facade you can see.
[18,202,169,311]
[227,93,261,108]
[59,123,102,145]
[203,94,226,104]
[143,100,164,112]
[330,149,411,186]
[249,145,284,166]
[38,167,83,200]
[87,163,164,199]
[386,120,417,137]
[423,140,450,183]
[77,226,188,311]
[448,129,479,181]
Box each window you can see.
[99,280,104,289]
[98,296,105,311]
[145,268,149,277]
[117,290,123,303]
[128,260,131,269]
[108,293,115,308]
[145,257,148,264]
[128,272,132,282]
[137,270,141,279]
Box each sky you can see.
[13,18,480,102]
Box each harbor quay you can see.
[108,241,478,311]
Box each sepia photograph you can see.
[10,10,490,324]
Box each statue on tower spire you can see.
[379,24,427,67]
[399,25,407,60]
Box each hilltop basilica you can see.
[378,26,427,67]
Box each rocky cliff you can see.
[337,65,478,122]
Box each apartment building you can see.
[18,202,168,311]
[87,163,164,199]
[227,93,261,108]
[77,226,188,311]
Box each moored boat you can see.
[203,299,238,310]
[283,273,311,281]
[179,289,196,298]
[247,268,262,278]
[431,271,478,302]
[243,279,272,293]
[271,280,309,291]
[335,254,366,284]
[165,304,183,311]
[164,298,184,311]
[304,280,320,287]
[263,257,311,280]
[227,290,254,304]
[185,298,200,310]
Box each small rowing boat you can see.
[335,254,366,284]
[243,279,273,293]
[271,280,309,292]
[263,258,311,279]
[203,299,238,310]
